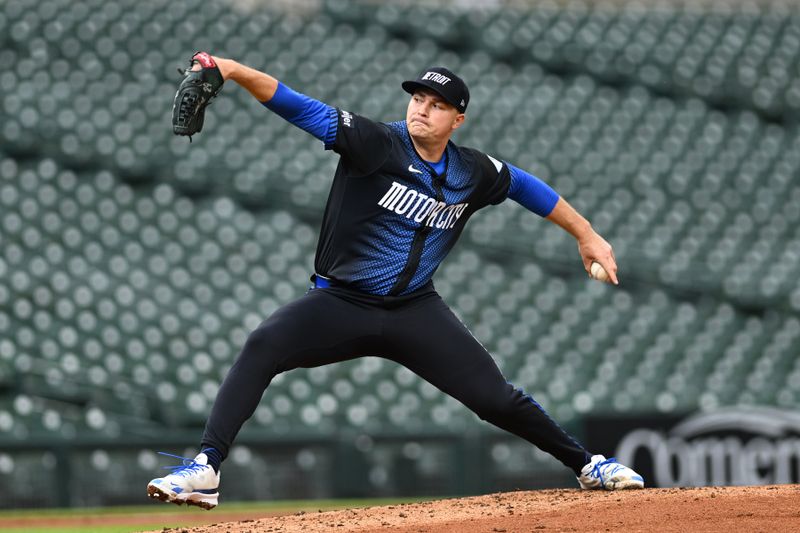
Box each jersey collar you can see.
[403,123,450,181]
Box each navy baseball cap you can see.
[402,67,470,113]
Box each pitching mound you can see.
[146,485,800,533]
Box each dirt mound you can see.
[146,485,800,533]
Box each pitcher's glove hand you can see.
[172,52,224,140]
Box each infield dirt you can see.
[142,485,800,533]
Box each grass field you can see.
[0,498,428,533]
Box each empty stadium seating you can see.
[1,0,799,505]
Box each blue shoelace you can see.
[158,451,208,477]
[590,457,623,488]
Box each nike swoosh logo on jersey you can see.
[408,164,423,174]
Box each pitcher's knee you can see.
[239,323,283,369]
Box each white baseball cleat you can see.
[578,454,644,490]
[147,451,220,510]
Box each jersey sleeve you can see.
[472,151,512,207]
[470,151,560,215]
[329,109,393,175]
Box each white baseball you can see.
[590,262,611,283]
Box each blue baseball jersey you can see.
[315,110,511,295]
[264,83,560,296]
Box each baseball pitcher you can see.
[148,53,643,509]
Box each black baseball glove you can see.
[172,52,224,141]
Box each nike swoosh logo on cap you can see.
[408,164,423,174]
